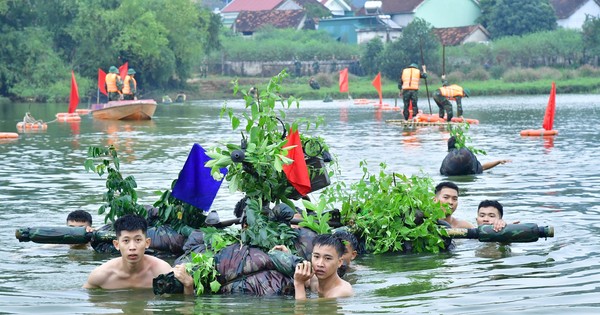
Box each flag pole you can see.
[420,39,433,115]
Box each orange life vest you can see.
[401,68,421,90]
[123,75,136,94]
[105,73,121,93]
[439,85,464,99]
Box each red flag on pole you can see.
[339,68,348,93]
[282,129,311,196]
[98,68,107,96]
[371,72,382,105]
[542,82,556,131]
[119,62,128,80]
[68,71,79,114]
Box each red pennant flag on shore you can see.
[372,72,382,105]
[68,71,79,114]
[282,129,311,196]
[339,67,348,93]
[119,62,128,80]
[542,82,556,131]
[98,68,107,96]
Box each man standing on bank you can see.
[399,63,427,120]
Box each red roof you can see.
[222,0,283,13]
[381,0,424,13]
[235,10,306,32]
[433,25,489,46]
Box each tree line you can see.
[0,0,219,102]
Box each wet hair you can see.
[478,200,504,218]
[66,210,92,225]
[234,197,248,219]
[333,230,359,253]
[114,214,148,237]
[447,136,457,150]
[313,234,346,257]
[435,181,459,195]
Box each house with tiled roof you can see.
[550,0,600,29]
[357,0,481,28]
[233,10,308,36]
[433,25,490,46]
[220,0,329,27]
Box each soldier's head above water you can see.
[476,200,504,226]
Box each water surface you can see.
[0,94,599,314]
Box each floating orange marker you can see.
[56,112,81,121]
[0,132,19,139]
[16,122,48,130]
[521,82,558,137]
[451,117,479,124]
[76,108,91,115]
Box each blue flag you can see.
[171,143,227,211]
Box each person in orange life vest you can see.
[122,68,137,100]
[105,66,123,101]
[434,76,470,122]
[399,63,427,120]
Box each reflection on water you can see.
[1,94,600,314]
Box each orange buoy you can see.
[374,104,399,111]
[56,112,81,122]
[75,109,91,115]
[415,114,446,123]
[354,99,375,105]
[451,117,480,124]
[16,122,48,130]
[0,132,19,139]
[520,129,558,137]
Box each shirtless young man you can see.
[293,234,354,300]
[83,214,193,293]
[434,181,474,229]
[66,210,94,249]
[476,200,510,231]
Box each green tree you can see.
[479,0,556,38]
[360,37,384,75]
[379,18,439,80]
[582,15,600,63]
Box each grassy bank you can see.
[164,73,600,102]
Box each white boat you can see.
[91,99,157,120]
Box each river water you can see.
[0,93,599,314]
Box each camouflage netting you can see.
[440,147,483,176]
[214,244,295,296]
[292,227,317,260]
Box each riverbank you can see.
[157,74,600,102]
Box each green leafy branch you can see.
[299,197,332,234]
[323,161,448,254]
[84,145,147,223]
[240,198,298,252]
[185,251,221,295]
[152,180,208,232]
[448,123,487,155]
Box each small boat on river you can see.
[91,99,157,120]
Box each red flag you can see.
[339,67,348,93]
[98,68,107,96]
[371,72,382,105]
[68,71,79,114]
[408,100,413,119]
[542,82,556,131]
[282,129,311,196]
[119,62,128,80]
